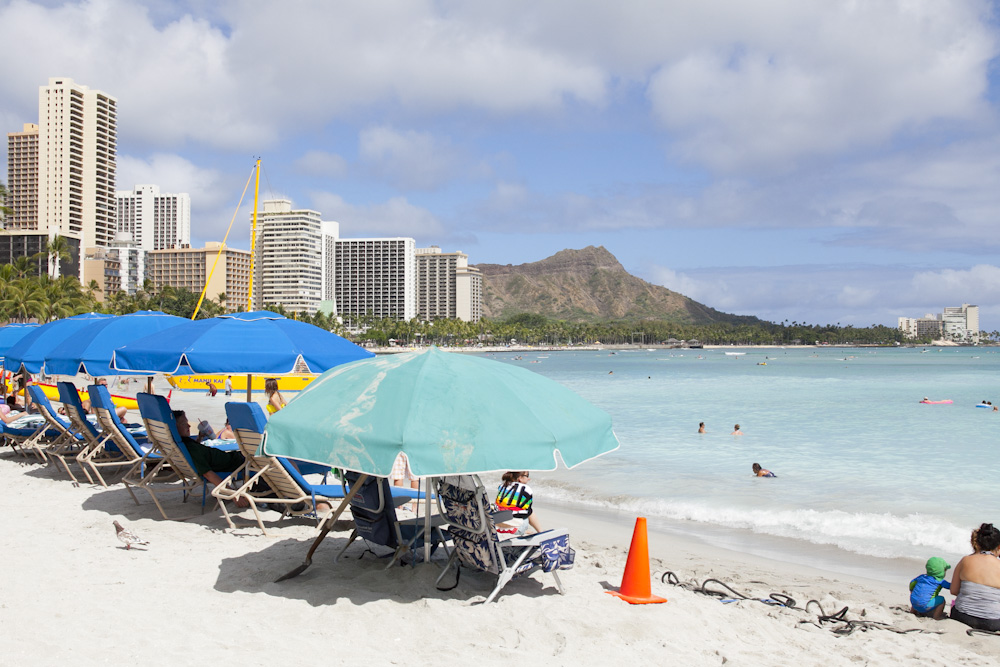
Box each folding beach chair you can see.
[0,412,57,460]
[77,383,151,487]
[212,401,347,536]
[434,475,574,603]
[336,470,447,569]
[123,392,205,520]
[27,384,88,483]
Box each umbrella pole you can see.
[275,473,367,582]
[146,376,153,394]
[246,374,252,402]
[423,477,432,563]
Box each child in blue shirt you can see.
[910,556,951,619]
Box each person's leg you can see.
[929,596,946,620]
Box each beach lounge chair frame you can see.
[78,383,150,488]
[57,381,118,487]
[0,414,55,461]
[123,392,205,520]
[27,384,88,483]
[434,475,574,603]
[336,470,448,569]
[212,402,346,536]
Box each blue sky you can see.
[3,0,1000,329]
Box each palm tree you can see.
[33,235,73,278]
[0,179,11,219]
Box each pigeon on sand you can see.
[113,520,149,550]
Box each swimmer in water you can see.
[752,463,776,478]
[698,422,705,434]
[731,424,743,435]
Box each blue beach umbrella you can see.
[263,346,621,477]
[0,323,41,361]
[44,310,188,376]
[5,313,115,374]
[111,310,373,375]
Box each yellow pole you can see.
[190,164,256,320]
[248,158,261,312]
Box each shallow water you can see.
[478,347,1000,571]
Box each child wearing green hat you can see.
[909,556,951,619]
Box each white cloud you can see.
[358,126,463,190]
[645,1,996,171]
[118,153,247,243]
[293,150,348,179]
[308,192,446,241]
[646,262,1000,328]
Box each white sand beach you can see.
[2,387,998,666]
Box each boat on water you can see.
[724,352,746,356]
[35,382,139,411]
[166,374,316,393]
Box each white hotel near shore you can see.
[898,303,980,343]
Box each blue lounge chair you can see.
[27,384,88,483]
[56,381,112,486]
[78,383,151,487]
[124,392,205,520]
[213,402,346,536]
[337,470,447,568]
[434,475,574,603]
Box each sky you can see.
[2,0,1000,330]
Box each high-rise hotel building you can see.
[116,184,190,251]
[5,123,39,231]
[334,238,416,322]
[415,246,482,322]
[2,78,117,277]
[252,199,338,315]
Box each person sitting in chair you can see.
[172,409,248,508]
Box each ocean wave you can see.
[538,481,971,559]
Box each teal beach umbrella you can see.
[263,346,620,477]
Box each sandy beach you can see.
[2,386,998,666]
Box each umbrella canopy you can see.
[44,310,188,376]
[263,346,621,477]
[5,313,115,374]
[0,323,41,361]
[111,310,373,375]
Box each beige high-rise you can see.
[36,77,117,275]
[5,123,39,230]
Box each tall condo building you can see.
[116,184,191,251]
[334,238,416,323]
[415,246,482,322]
[38,78,117,276]
[108,231,146,295]
[252,199,337,315]
[147,242,251,311]
[5,123,39,230]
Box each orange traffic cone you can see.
[607,517,667,604]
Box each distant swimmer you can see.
[731,424,743,435]
[608,371,613,375]
[752,463,776,478]
[698,422,706,434]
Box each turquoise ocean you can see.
[478,347,1000,581]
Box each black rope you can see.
[658,570,938,637]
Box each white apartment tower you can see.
[415,246,482,322]
[253,199,336,315]
[116,184,191,251]
[5,123,39,230]
[37,78,117,276]
[334,238,416,323]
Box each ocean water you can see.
[478,347,1000,575]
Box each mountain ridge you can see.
[474,246,761,325]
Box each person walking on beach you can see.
[698,422,706,433]
[731,424,743,435]
[224,375,233,397]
